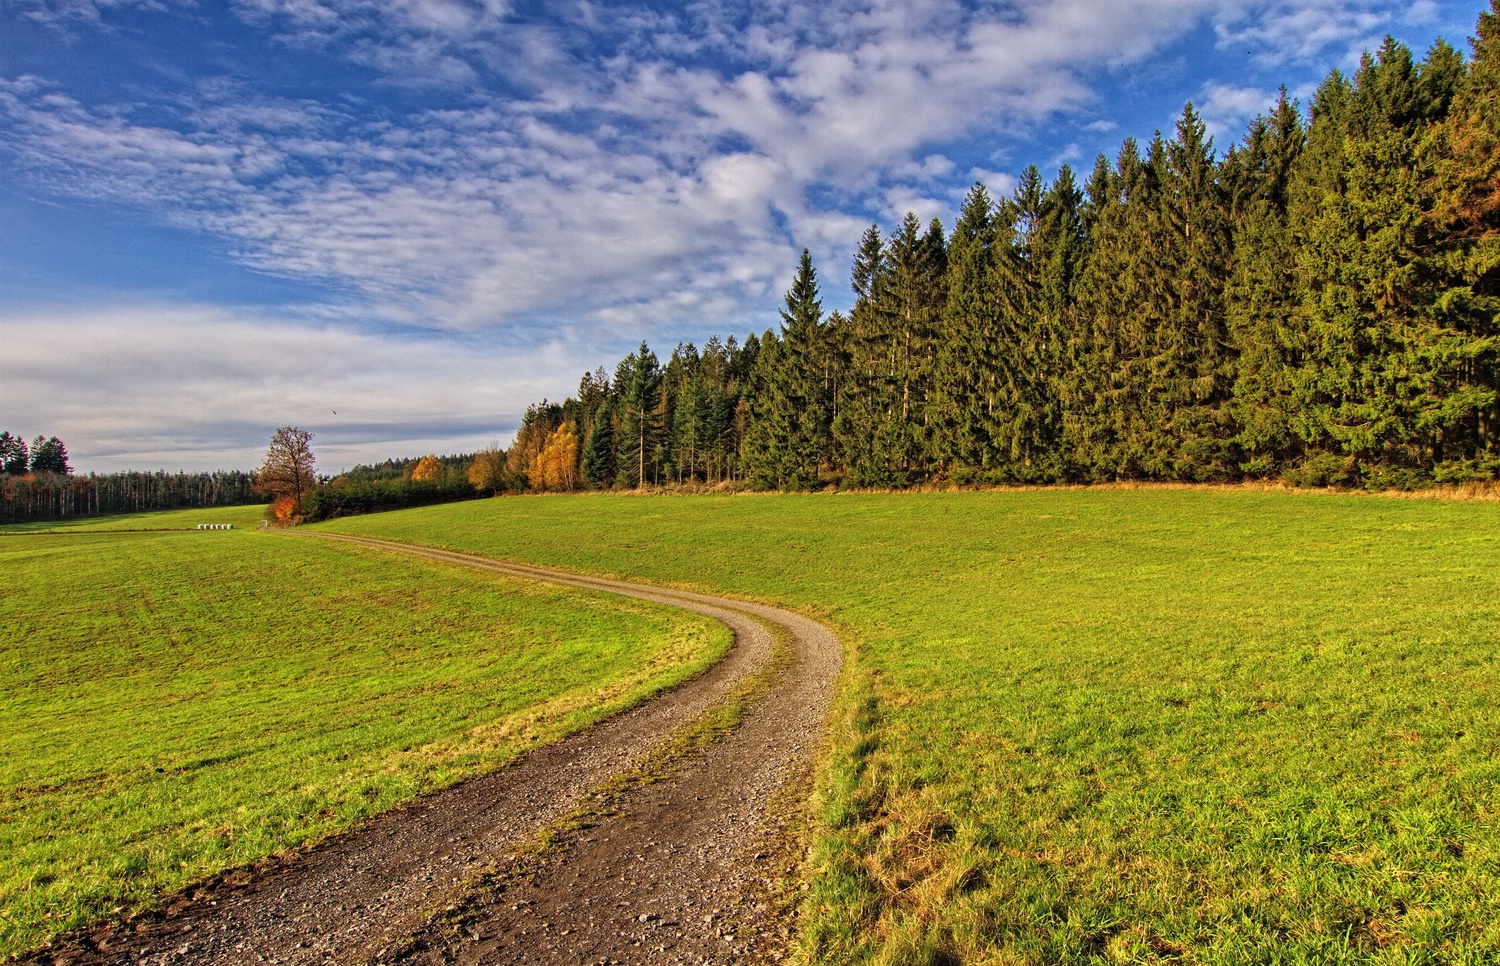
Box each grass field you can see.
[318,488,1500,965]
[0,511,729,956]
[1,504,269,533]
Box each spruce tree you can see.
[932,183,1000,473]
[0,433,28,475]
[990,165,1073,480]
[1226,91,1308,475]
[616,342,662,488]
[1156,103,1237,479]
[1066,137,1154,477]
[743,251,831,489]
[741,330,782,488]
[834,225,901,486]
[867,213,946,482]
[1419,4,1500,466]
[1285,40,1462,477]
[30,436,72,475]
[582,402,616,488]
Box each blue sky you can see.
[1,0,1486,471]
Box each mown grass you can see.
[2,504,268,533]
[318,488,1500,964]
[0,515,729,956]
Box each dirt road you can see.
[24,534,841,966]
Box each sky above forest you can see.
[0,0,1487,471]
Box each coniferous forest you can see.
[515,11,1500,493]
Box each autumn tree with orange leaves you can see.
[411,454,443,481]
[467,445,507,493]
[527,424,580,491]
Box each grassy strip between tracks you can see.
[319,487,1500,965]
[0,514,729,956]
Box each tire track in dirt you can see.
[25,532,840,966]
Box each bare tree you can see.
[254,427,316,502]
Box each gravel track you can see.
[23,533,841,966]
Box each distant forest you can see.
[511,10,1500,493]
[0,428,262,524]
[0,467,260,523]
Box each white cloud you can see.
[967,168,1020,198]
[1212,0,1451,68]
[9,0,174,28]
[0,305,603,471]
[1196,81,1278,140]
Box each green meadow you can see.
[318,488,1500,965]
[0,512,728,956]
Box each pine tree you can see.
[616,342,662,488]
[1226,91,1308,475]
[1067,138,1154,477]
[582,402,616,488]
[1418,4,1500,466]
[989,165,1072,479]
[672,369,704,483]
[28,436,71,476]
[742,251,831,489]
[932,183,1000,472]
[0,433,28,475]
[576,367,610,434]
[1155,103,1237,478]
[741,330,781,487]
[834,225,902,486]
[871,214,946,480]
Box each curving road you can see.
[27,532,841,966]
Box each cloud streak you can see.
[0,305,598,470]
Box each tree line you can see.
[504,10,1500,493]
[1,466,260,523]
[1,430,265,524]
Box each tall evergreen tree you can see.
[743,250,831,489]
[932,183,1001,472]
[834,225,903,486]
[1226,91,1308,474]
[616,342,662,488]
[582,401,616,488]
[0,432,28,475]
[1066,137,1153,476]
[990,165,1072,479]
[29,436,71,475]
[1155,103,1238,478]
[873,214,946,480]
[1418,5,1500,465]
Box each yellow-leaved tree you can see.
[527,424,580,491]
[466,445,507,493]
[411,455,443,481]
